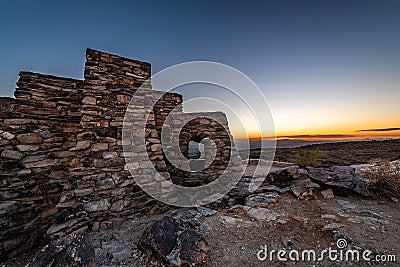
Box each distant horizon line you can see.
[235,135,400,141]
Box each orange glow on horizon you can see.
[234,130,400,141]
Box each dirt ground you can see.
[205,195,399,266]
[95,194,400,267]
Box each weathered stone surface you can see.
[219,215,248,226]
[46,218,79,235]
[96,178,115,190]
[307,166,373,197]
[16,145,40,152]
[0,131,15,140]
[267,165,301,186]
[24,159,56,168]
[102,151,118,159]
[138,216,209,267]
[150,144,162,152]
[337,199,357,209]
[77,131,96,141]
[82,96,96,105]
[35,129,53,139]
[28,232,95,267]
[49,170,70,179]
[16,133,43,144]
[4,119,35,125]
[243,206,277,221]
[39,207,58,218]
[258,185,289,194]
[1,150,23,160]
[59,191,75,203]
[22,155,46,163]
[91,143,108,152]
[321,214,337,220]
[198,118,210,124]
[74,188,94,197]
[116,94,131,103]
[321,189,335,199]
[245,192,279,207]
[0,191,20,200]
[83,198,111,212]
[0,201,20,215]
[75,140,91,150]
[352,160,400,176]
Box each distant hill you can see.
[240,138,400,167]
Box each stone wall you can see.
[167,113,241,187]
[1,72,85,259]
[0,49,241,260]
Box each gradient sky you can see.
[0,0,399,139]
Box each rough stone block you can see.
[16,133,43,144]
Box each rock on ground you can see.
[27,232,95,267]
[244,192,279,207]
[307,166,373,197]
[138,216,209,266]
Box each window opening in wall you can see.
[188,140,205,171]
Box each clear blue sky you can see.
[0,0,399,137]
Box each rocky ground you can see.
[4,174,399,267]
[79,193,400,267]
[3,139,400,267]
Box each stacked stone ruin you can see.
[0,49,243,260]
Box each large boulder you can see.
[138,216,209,266]
[227,162,302,205]
[27,232,95,267]
[267,165,301,186]
[307,166,373,197]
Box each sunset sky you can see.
[0,0,399,139]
